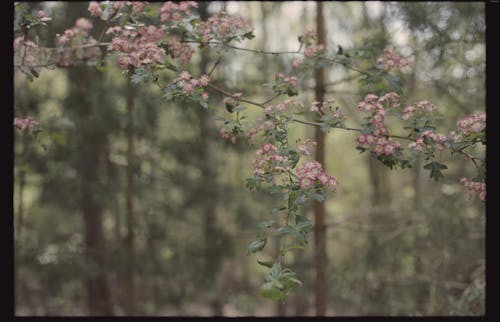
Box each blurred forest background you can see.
[14,1,485,316]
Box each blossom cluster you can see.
[357,92,400,113]
[457,113,486,135]
[14,117,39,131]
[253,144,291,182]
[220,128,237,144]
[58,18,93,45]
[14,36,40,66]
[407,130,448,153]
[460,177,486,201]
[264,99,304,116]
[160,1,198,22]
[296,138,317,156]
[87,1,102,17]
[195,11,253,44]
[273,73,298,96]
[295,160,339,191]
[356,133,401,156]
[299,29,325,58]
[311,99,343,117]
[173,71,210,98]
[166,36,194,65]
[246,119,276,144]
[356,93,397,136]
[55,18,101,66]
[376,49,411,71]
[401,100,438,120]
[106,25,166,69]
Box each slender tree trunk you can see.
[313,1,327,316]
[16,135,27,239]
[15,133,28,315]
[71,68,113,315]
[198,2,223,316]
[124,75,136,314]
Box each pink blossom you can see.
[415,100,437,112]
[14,117,39,131]
[161,1,197,22]
[292,58,304,68]
[297,138,317,156]
[378,92,400,108]
[37,10,46,18]
[457,113,486,135]
[460,177,486,201]
[75,18,93,30]
[131,1,147,14]
[252,144,292,182]
[88,1,102,17]
[220,128,236,144]
[376,49,411,71]
[295,160,339,192]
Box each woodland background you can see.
[14,1,485,316]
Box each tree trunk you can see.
[70,68,113,315]
[198,2,224,316]
[124,75,136,315]
[313,1,327,316]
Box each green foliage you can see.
[424,161,448,182]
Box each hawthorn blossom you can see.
[357,94,382,113]
[376,49,411,71]
[297,138,317,156]
[13,36,40,65]
[107,25,166,69]
[88,1,102,17]
[194,11,252,44]
[407,130,448,153]
[292,58,304,68]
[37,10,47,18]
[75,18,93,30]
[14,117,39,131]
[295,160,339,191]
[264,99,304,115]
[378,92,400,109]
[273,73,298,96]
[356,134,401,156]
[166,36,194,65]
[253,144,292,182]
[246,119,275,144]
[160,1,198,22]
[457,113,486,135]
[173,72,211,97]
[299,29,325,58]
[220,128,236,144]
[460,177,486,201]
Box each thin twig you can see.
[208,56,223,76]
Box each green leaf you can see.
[270,262,281,278]
[383,73,402,93]
[277,226,295,236]
[50,132,66,146]
[233,105,247,112]
[199,100,208,109]
[189,18,201,26]
[271,207,286,214]
[257,220,275,230]
[260,282,285,301]
[248,238,267,254]
[424,161,448,182]
[257,259,275,268]
[295,220,313,231]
